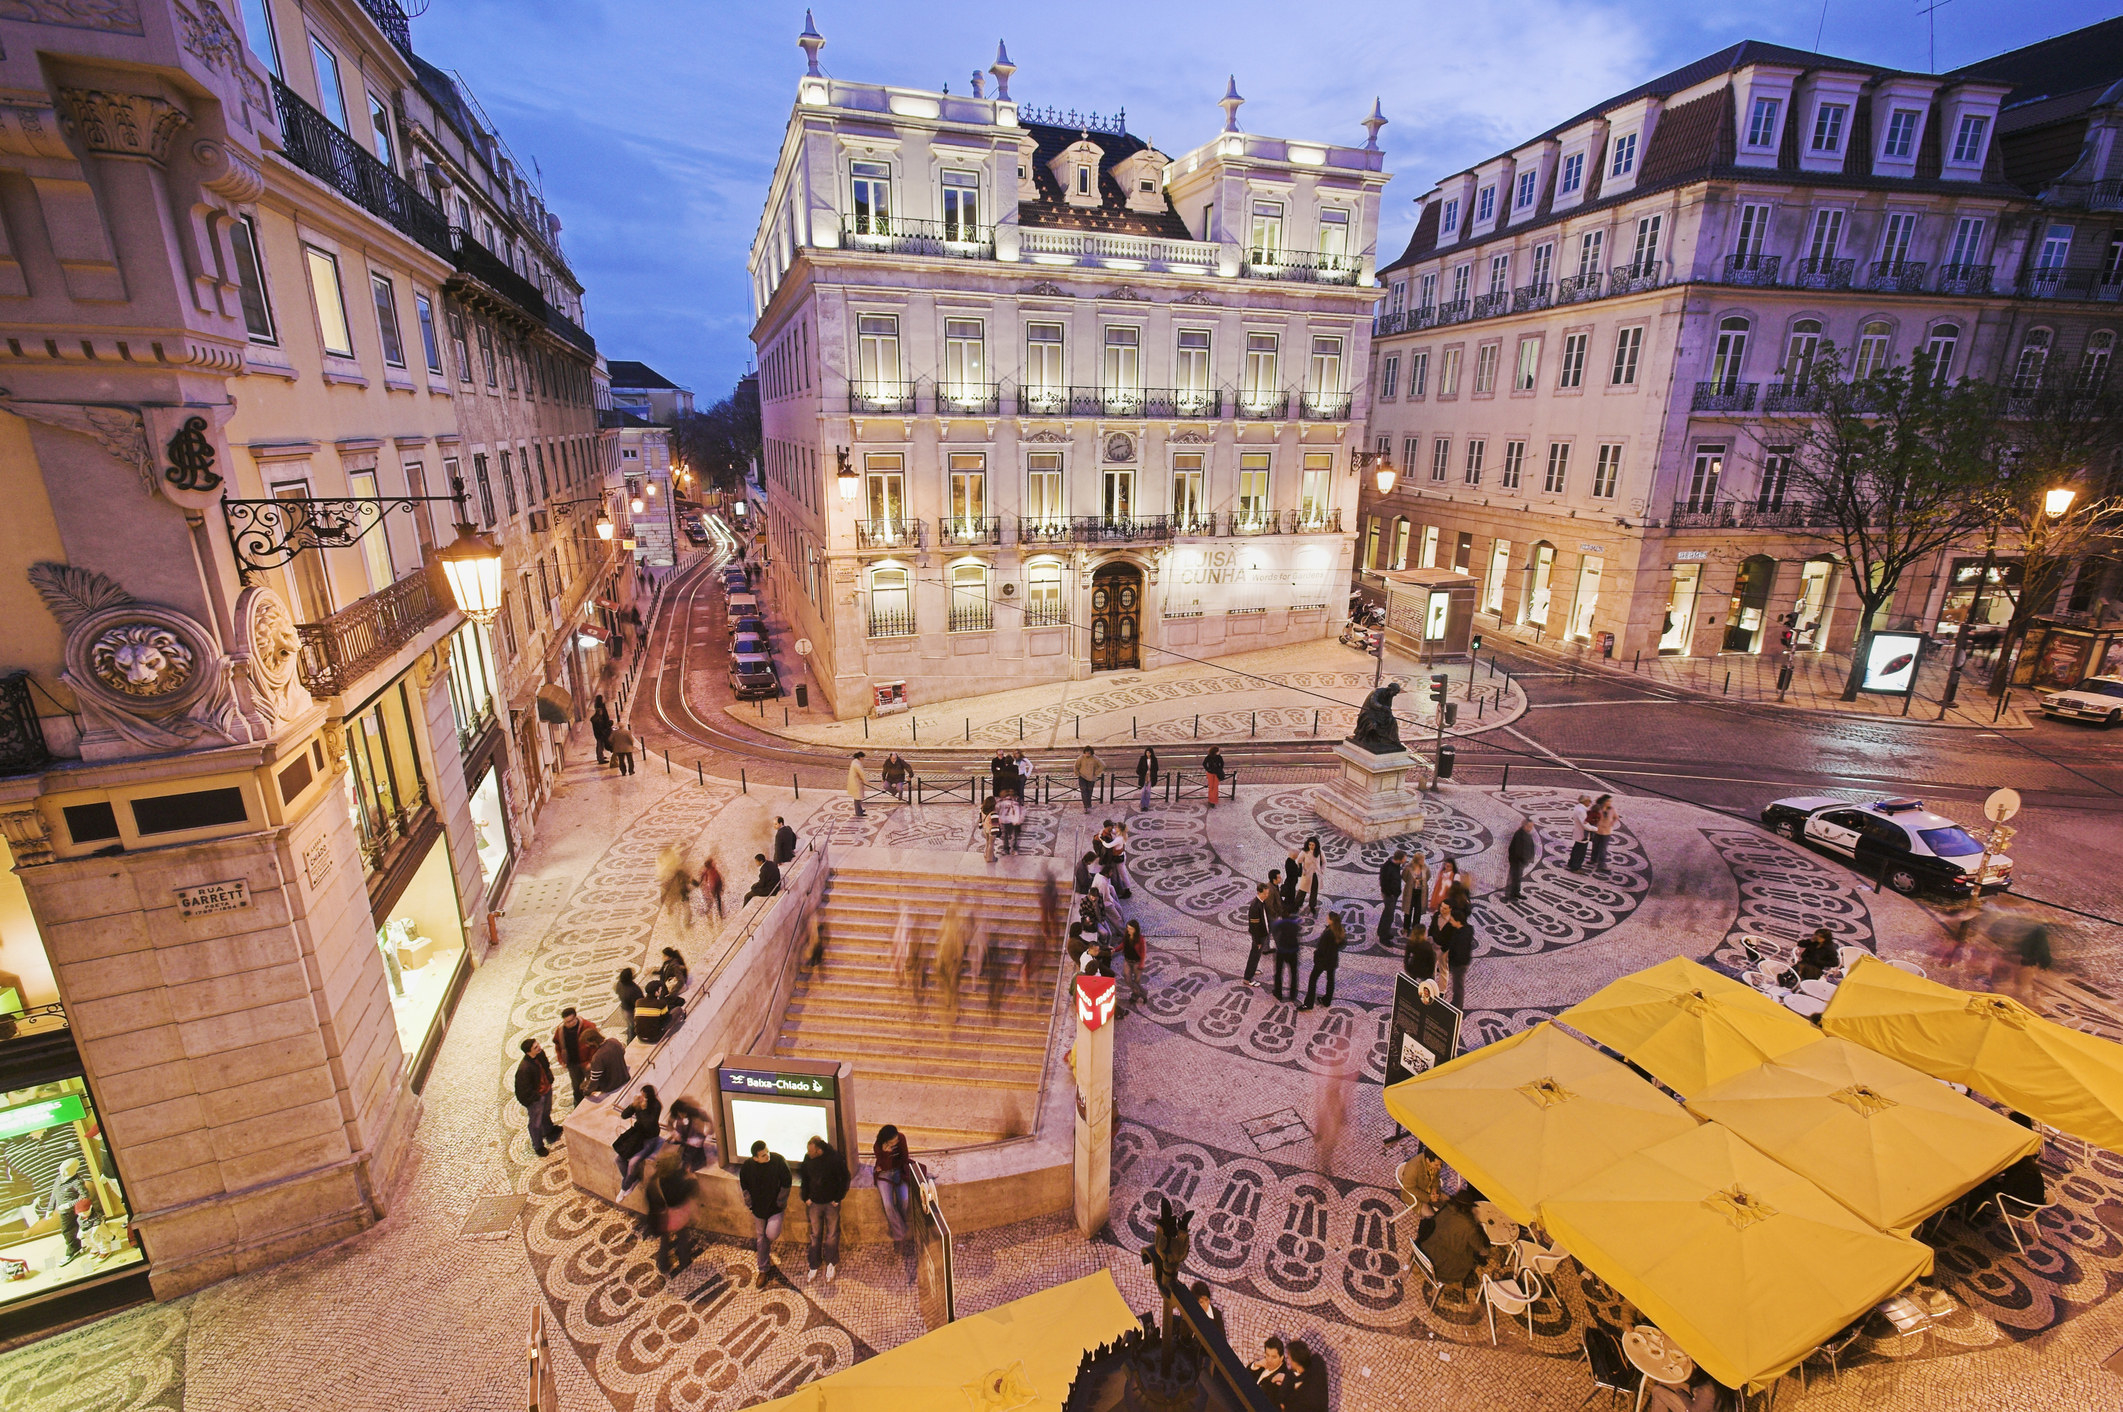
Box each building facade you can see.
[1353,39,2067,662]
[748,27,1389,717]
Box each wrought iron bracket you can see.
[223,480,473,582]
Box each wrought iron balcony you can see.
[866,608,916,639]
[1411,305,1440,329]
[1555,272,1603,303]
[1016,384,1158,417]
[848,379,916,414]
[1791,257,1854,290]
[1021,601,1068,627]
[1233,391,1290,420]
[1374,309,1415,336]
[1288,507,1343,534]
[1170,512,1216,536]
[2098,278,2123,304]
[1512,282,1554,312]
[1241,248,1360,284]
[1471,291,1511,319]
[1227,510,1280,536]
[1720,253,1780,287]
[1609,263,1662,295]
[1692,381,1759,413]
[1143,387,1223,418]
[1762,382,1819,413]
[1434,298,1470,325]
[841,214,994,258]
[452,230,547,321]
[0,671,51,776]
[1865,260,1927,293]
[854,518,924,551]
[1937,263,1993,295]
[272,77,451,260]
[2091,178,2123,212]
[296,562,454,698]
[2020,269,2068,299]
[1301,392,1353,421]
[1071,514,1171,543]
[1017,516,1074,545]
[936,515,1002,545]
[948,603,994,633]
[546,306,596,355]
[933,383,1001,415]
[358,0,414,56]
[1669,498,1828,530]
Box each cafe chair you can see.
[1481,1269,1542,1345]
[1885,957,1928,978]
[1836,945,1873,972]
[1987,1190,2059,1257]
[1406,1239,1446,1311]
[1579,1326,1640,1410]
[1514,1236,1570,1281]
[1798,1322,1864,1390]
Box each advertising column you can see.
[1072,976,1116,1238]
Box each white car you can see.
[1759,796,2011,897]
[2040,675,2123,727]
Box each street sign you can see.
[794,638,812,656]
[1984,787,2021,823]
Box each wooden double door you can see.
[1089,563,1142,671]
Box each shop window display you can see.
[0,1078,143,1305]
[468,763,512,893]
[376,840,469,1058]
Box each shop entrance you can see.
[1569,554,1603,641]
[1522,544,1555,629]
[1089,563,1141,671]
[1486,539,1511,616]
[1793,559,1836,649]
[1724,554,1776,652]
[1661,563,1700,654]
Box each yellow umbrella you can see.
[748,1270,1139,1412]
[1821,955,2123,1155]
[1558,956,1824,1096]
[1382,1021,1699,1227]
[1686,1034,2040,1234]
[1539,1123,1933,1392]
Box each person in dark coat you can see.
[643,1153,701,1275]
[1279,852,1303,914]
[1283,1340,1329,1412]
[773,817,799,865]
[1505,819,1538,902]
[614,1084,663,1190]
[584,1035,630,1097]
[1245,882,1275,988]
[1418,1187,1492,1285]
[1797,928,1840,979]
[1440,882,1476,1008]
[615,967,643,1040]
[1203,746,1226,807]
[1271,912,1304,1002]
[1301,912,1347,1011]
[41,1159,91,1262]
[515,1037,565,1157]
[632,980,672,1044]
[746,853,782,901]
[739,1140,793,1285]
[590,696,614,765]
[799,1135,850,1283]
[1404,928,1439,982]
[1379,850,1407,941]
[551,1007,605,1104]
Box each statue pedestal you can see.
[1310,741,1431,843]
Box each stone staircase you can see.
[773,866,1065,1153]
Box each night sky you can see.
[406,1,2123,403]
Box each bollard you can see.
[966,718,971,742]
[1993,690,2008,723]
[1019,716,1024,741]
[697,760,704,785]
[664,749,671,774]
[1501,763,1511,794]
[785,708,790,727]
[1312,708,1319,735]
[1133,716,1138,740]
[793,773,800,800]
[1478,693,1485,721]
[863,715,869,739]
[1251,711,1256,738]
[741,769,747,793]
[1076,715,1081,740]
[1634,651,1641,673]
[912,718,918,742]
[1194,714,1200,739]
[1723,671,1732,695]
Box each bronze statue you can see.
[1349,681,1405,754]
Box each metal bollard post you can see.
[793,773,800,800]
[1634,651,1641,673]
[1313,709,1319,735]
[912,718,918,742]
[1724,672,1732,695]
[664,749,671,774]
[785,708,790,727]
[1076,715,1081,740]
[1251,711,1256,738]
[863,716,869,739]
[1501,763,1510,794]
[1019,716,1024,741]
[1478,694,1485,720]
[1133,716,1137,740]
[741,769,747,793]
[697,760,704,785]
[1194,714,1200,739]
[966,718,971,742]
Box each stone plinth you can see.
[1309,740,1430,842]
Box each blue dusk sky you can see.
[406,1,2122,404]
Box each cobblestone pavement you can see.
[5,752,2123,1411]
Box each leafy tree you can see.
[677,374,761,492]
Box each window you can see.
[1948,216,1986,268]
[1683,444,1722,510]
[2082,331,2114,389]
[1576,229,1604,278]
[1502,440,1526,489]
[948,562,990,632]
[477,321,496,386]
[1560,152,1584,195]
[1076,164,1092,196]
[1389,279,1406,313]
[1610,326,1642,385]
[940,169,979,241]
[1379,355,1400,399]
[1431,437,1451,482]
[367,92,394,168]
[448,308,471,381]
[1631,214,1662,274]
[1806,208,1844,261]
[1558,332,1587,388]
[1882,109,1920,159]
[1530,242,1554,288]
[1318,208,1350,258]
[942,318,985,403]
[1419,272,1438,307]
[414,292,441,373]
[1408,350,1429,397]
[1811,103,1847,152]
[1176,328,1211,392]
[1747,95,1781,147]
[1476,185,1495,223]
[471,453,495,526]
[1310,336,1344,395]
[1880,212,1917,267]
[1171,452,1206,530]
[1392,517,1411,569]
[869,568,912,637]
[1243,333,1279,402]
[856,313,900,388]
[851,160,892,233]
[1473,342,1500,394]
[230,216,275,343]
[1543,442,1569,493]
[1025,322,1064,400]
[1922,322,1959,383]
[1735,203,1771,260]
[347,471,396,589]
[1852,320,1892,379]
[947,453,986,530]
[1026,560,1064,625]
[1610,132,1638,176]
[1784,319,1822,383]
[1104,326,1141,390]
[1027,451,1064,526]
[1464,439,1485,486]
[1588,443,1622,499]
[1439,346,1462,396]
[304,246,353,357]
[1450,264,1471,303]
[1709,317,1749,393]
[1420,524,1440,568]
[1300,453,1332,525]
[1952,114,1989,164]
[1250,201,1285,257]
[864,452,906,525]
[1515,170,1538,209]
[310,35,348,128]
[1440,198,1460,235]
[1488,252,1510,295]
[2014,330,2051,390]
[1758,445,1794,509]
[1514,338,1540,391]
[499,450,518,516]
[240,0,281,74]
[2035,224,2073,272]
[370,272,405,368]
[1364,518,1381,569]
[1238,452,1271,525]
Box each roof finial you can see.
[1362,97,1387,151]
[972,70,985,99]
[990,40,1016,102]
[1219,75,1245,134]
[798,10,825,77]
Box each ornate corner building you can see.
[748,24,1391,717]
[0,0,618,1326]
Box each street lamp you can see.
[1374,458,1398,495]
[436,515,505,623]
[835,445,859,502]
[595,510,614,541]
[630,495,645,515]
[2044,486,2077,518]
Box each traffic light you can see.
[1429,673,1449,705]
[1470,633,1484,654]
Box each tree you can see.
[676,374,761,493]
[1753,345,1997,701]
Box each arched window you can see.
[868,566,911,638]
[1392,516,1412,570]
[2082,330,2115,390]
[949,561,991,632]
[1710,316,1750,393]
[1783,319,1822,385]
[1852,320,1893,379]
[1025,559,1064,626]
[1922,323,1960,384]
[2014,329,2053,390]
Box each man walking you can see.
[608,724,637,776]
[515,1037,565,1157]
[1245,882,1275,989]
[740,1139,793,1287]
[1075,746,1101,813]
[1440,882,1475,1008]
[773,817,798,865]
[551,1006,604,1105]
[1378,850,1406,943]
[590,695,613,766]
[847,751,868,817]
[1505,819,1538,901]
[799,1134,849,1285]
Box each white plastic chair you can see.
[1407,1238,1446,1310]
[1837,945,1873,971]
[1990,1192,2059,1257]
[1481,1270,1542,1345]
[1514,1236,1569,1281]
[1798,977,1839,1003]
[1886,957,1928,978]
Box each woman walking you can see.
[1428,856,1460,930]
[1120,919,1149,1004]
[1400,848,1430,935]
[1136,746,1159,812]
[996,791,1025,854]
[1300,837,1325,917]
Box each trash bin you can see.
[1596,630,1615,658]
[1436,743,1457,780]
[794,683,809,708]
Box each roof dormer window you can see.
[1811,103,1847,153]
[1076,164,1091,195]
[1746,96,1781,148]
[1515,170,1537,209]
[1952,114,1988,165]
[1609,132,1637,177]
[1882,109,1920,159]
[1441,198,1460,234]
[1559,152,1584,194]
[1476,185,1495,223]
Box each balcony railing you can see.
[1289,507,1342,534]
[848,379,917,414]
[1937,263,1993,295]
[867,608,916,639]
[1720,253,1781,287]
[0,670,51,776]
[933,383,1001,415]
[1071,515,1171,543]
[546,306,596,355]
[272,77,452,259]
[1242,248,1361,285]
[841,215,993,258]
[1865,260,1927,293]
[1227,510,1281,536]
[948,603,994,633]
[1374,309,1415,336]
[1171,512,1216,536]
[1791,256,1854,290]
[1017,227,1220,274]
[1669,498,1829,530]
[1692,381,1759,413]
[1609,263,1662,295]
[296,562,454,697]
[854,518,924,550]
[1301,392,1354,420]
[1434,298,1471,325]
[1556,272,1604,303]
[1022,601,1068,627]
[1233,391,1290,420]
[1144,387,1223,418]
[2091,178,2123,211]
[452,230,547,320]
[1513,282,1554,312]
[358,0,413,56]
[937,515,1003,545]
[2020,269,2068,299]
[1762,382,1818,413]
[1471,291,1511,319]
[1018,516,1074,545]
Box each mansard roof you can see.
[1016,120,1193,240]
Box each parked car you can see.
[730,616,768,638]
[683,519,709,544]
[1758,795,2010,897]
[732,632,769,658]
[728,654,779,700]
[2039,675,2123,727]
[725,593,759,620]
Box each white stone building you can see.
[748,25,1388,717]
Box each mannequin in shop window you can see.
[378,920,409,997]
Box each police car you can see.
[1758,796,2010,897]
[2039,675,2123,727]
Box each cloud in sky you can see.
[408,0,2121,402]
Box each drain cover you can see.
[459,1194,529,1235]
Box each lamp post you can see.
[835,445,858,502]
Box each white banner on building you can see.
[1161,543,1337,617]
